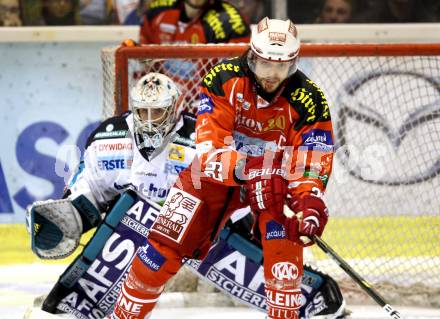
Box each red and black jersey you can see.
[140,0,250,44]
[195,54,334,197]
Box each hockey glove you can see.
[284,194,329,246]
[240,156,287,222]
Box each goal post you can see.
[102,43,440,117]
[102,44,249,118]
[101,43,440,306]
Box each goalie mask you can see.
[247,17,300,93]
[131,73,181,155]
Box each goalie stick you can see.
[283,205,404,319]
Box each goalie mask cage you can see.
[102,43,440,306]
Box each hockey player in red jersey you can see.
[139,0,250,114]
[140,0,250,44]
[109,17,334,319]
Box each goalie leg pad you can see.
[41,191,137,314]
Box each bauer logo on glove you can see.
[248,167,285,179]
[239,155,287,222]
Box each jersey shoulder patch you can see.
[86,114,130,148]
[283,71,331,129]
[201,55,247,96]
[146,0,179,21]
[201,1,250,43]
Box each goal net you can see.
[101,43,440,306]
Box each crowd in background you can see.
[1,0,439,27]
[290,0,440,24]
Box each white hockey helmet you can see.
[130,72,181,149]
[248,17,300,79]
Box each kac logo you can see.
[271,262,299,281]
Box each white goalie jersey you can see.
[68,112,197,209]
[27,110,198,261]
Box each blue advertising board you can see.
[0,42,112,222]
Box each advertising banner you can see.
[0,43,107,222]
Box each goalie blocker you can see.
[26,189,346,319]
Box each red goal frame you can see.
[111,43,440,115]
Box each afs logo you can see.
[271,262,299,280]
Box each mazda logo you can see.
[336,70,440,185]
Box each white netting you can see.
[101,44,440,306]
[102,46,117,119]
[307,54,440,305]
[102,45,233,118]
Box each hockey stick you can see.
[312,235,403,319]
[282,205,404,319]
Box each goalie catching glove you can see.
[26,194,102,259]
[284,194,329,246]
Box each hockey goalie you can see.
[26,71,347,318]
